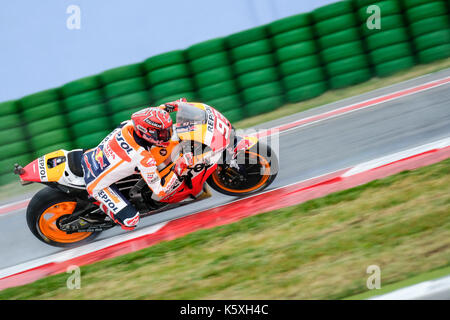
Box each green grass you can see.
[1,158,449,300]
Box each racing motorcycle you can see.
[14,102,278,247]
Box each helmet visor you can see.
[158,126,173,142]
[144,126,173,144]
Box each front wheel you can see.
[26,187,99,247]
[207,142,278,197]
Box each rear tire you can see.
[26,187,99,248]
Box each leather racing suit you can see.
[81,108,183,231]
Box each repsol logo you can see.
[116,132,133,154]
[98,190,119,213]
[38,157,47,181]
[205,107,214,133]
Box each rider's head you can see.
[131,107,173,147]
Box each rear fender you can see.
[19,150,68,184]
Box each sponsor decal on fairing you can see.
[204,105,215,146]
[38,157,47,181]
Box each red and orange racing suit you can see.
[81,120,180,230]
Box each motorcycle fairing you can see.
[234,136,258,155]
[19,149,85,188]
[176,103,233,153]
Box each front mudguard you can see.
[233,135,259,157]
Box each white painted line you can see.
[2,135,450,280]
[1,76,449,213]
[0,167,348,279]
[275,77,450,136]
[0,199,29,210]
[0,221,167,279]
[343,137,450,177]
[370,275,450,300]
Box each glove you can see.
[173,152,194,177]
[163,97,187,113]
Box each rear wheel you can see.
[207,142,278,197]
[26,187,99,247]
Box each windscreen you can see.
[176,103,207,125]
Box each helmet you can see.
[131,107,173,147]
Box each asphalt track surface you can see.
[0,69,449,271]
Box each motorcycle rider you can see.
[81,98,193,231]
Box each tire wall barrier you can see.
[0,0,449,185]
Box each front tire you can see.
[207,142,278,197]
[26,187,99,247]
